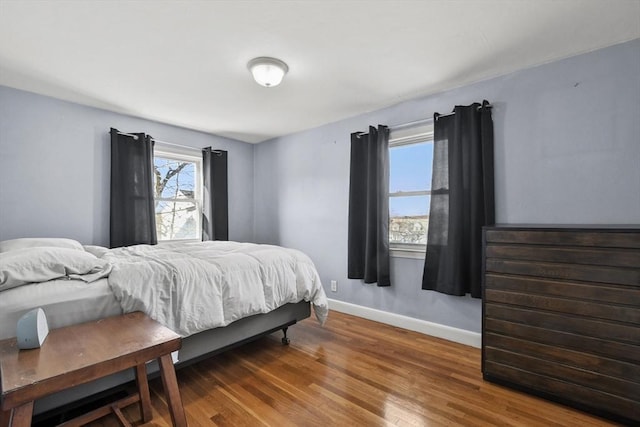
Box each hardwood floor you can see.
[86,311,620,426]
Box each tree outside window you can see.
[153,152,202,241]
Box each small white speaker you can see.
[16,308,49,349]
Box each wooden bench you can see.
[0,312,187,427]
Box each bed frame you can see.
[32,301,311,416]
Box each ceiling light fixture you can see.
[247,57,289,88]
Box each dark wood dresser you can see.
[482,226,640,424]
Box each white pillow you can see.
[0,247,112,292]
[0,238,84,253]
[83,245,110,258]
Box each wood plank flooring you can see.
[86,311,621,426]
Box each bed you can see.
[0,238,328,415]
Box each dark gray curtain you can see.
[202,147,228,241]
[422,101,494,298]
[109,128,157,248]
[348,125,391,287]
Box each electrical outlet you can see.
[330,280,337,292]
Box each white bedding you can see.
[0,278,122,340]
[103,241,328,337]
[0,240,328,340]
[0,246,111,292]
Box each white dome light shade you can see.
[248,57,289,87]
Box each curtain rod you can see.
[389,103,492,129]
[112,130,221,154]
[389,117,433,131]
[153,138,202,152]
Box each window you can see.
[153,150,202,241]
[388,123,434,257]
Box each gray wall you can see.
[0,86,255,246]
[254,39,640,333]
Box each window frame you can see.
[388,122,434,259]
[153,148,203,243]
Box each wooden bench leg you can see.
[5,402,33,427]
[1,408,11,427]
[158,354,187,427]
[135,363,153,422]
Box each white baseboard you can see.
[327,298,481,348]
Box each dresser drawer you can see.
[484,302,639,344]
[484,332,640,380]
[484,229,640,248]
[484,287,640,323]
[485,243,640,268]
[485,258,639,285]
[485,274,636,304]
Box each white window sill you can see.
[390,247,426,260]
[157,239,202,244]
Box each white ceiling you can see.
[1,1,638,143]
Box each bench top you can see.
[0,312,181,409]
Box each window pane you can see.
[389,142,433,193]
[390,195,430,217]
[155,201,199,240]
[389,196,430,245]
[154,157,196,199]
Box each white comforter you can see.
[103,241,328,337]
